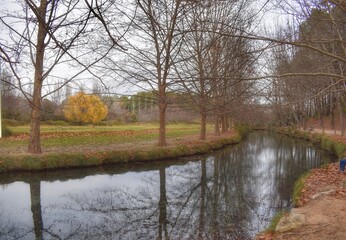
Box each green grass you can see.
[9,123,158,134]
[267,211,287,232]
[292,172,310,207]
[0,122,244,173]
[1,123,208,149]
[8,122,202,133]
[1,125,13,137]
[0,128,241,173]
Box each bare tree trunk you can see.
[214,115,220,136]
[28,0,48,154]
[303,118,307,130]
[28,83,43,154]
[331,106,336,133]
[329,93,335,133]
[338,94,344,136]
[221,114,228,133]
[319,113,325,133]
[340,107,344,136]
[199,87,207,140]
[158,86,167,146]
[200,112,207,140]
[292,112,300,128]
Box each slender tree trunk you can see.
[303,118,307,130]
[200,111,207,140]
[319,113,325,133]
[340,107,344,136]
[330,93,335,133]
[158,85,167,146]
[214,115,220,136]
[331,109,336,133]
[292,112,300,129]
[221,114,227,133]
[338,94,344,136]
[28,0,48,154]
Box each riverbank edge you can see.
[257,127,346,239]
[275,127,346,158]
[0,133,243,173]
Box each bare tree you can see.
[109,0,196,146]
[175,0,258,138]
[268,0,345,132]
[0,0,125,153]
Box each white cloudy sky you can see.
[0,0,291,100]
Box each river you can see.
[0,131,337,240]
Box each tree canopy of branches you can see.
[0,0,125,153]
[100,0,260,143]
[269,0,345,133]
[175,0,258,139]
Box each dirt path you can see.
[274,196,346,240]
[272,162,346,240]
[258,161,346,240]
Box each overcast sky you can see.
[0,0,291,101]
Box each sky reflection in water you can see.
[0,132,337,240]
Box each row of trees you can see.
[1,0,261,153]
[1,0,344,153]
[269,0,346,133]
[99,0,261,144]
[0,81,199,124]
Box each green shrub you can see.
[1,125,13,137]
[321,136,333,152]
[234,123,251,138]
[333,142,346,158]
[311,134,322,145]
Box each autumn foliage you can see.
[63,92,108,124]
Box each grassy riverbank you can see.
[0,123,244,173]
[275,127,346,158]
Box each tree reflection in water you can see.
[0,132,337,240]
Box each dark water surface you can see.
[0,131,337,240]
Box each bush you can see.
[1,125,13,137]
[64,92,108,124]
[234,123,251,138]
[333,142,346,158]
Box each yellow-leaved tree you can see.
[63,92,108,124]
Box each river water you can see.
[0,131,337,240]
